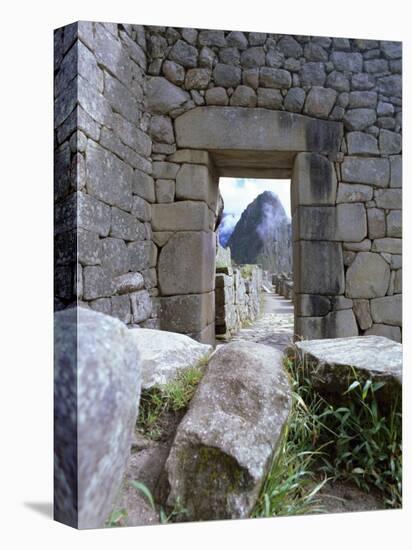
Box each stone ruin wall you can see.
[54,22,402,344]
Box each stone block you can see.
[353,299,373,330]
[131,170,155,204]
[83,266,112,300]
[291,153,337,207]
[337,183,373,203]
[128,241,158,271]
[256,89,283,109]
[78,228,101,266]
[230,85,257,107]
[169,40,198,68]
[110,207,144,241]
[77,191,111,237]
[259,68,291,88]
[370,294,402,326]
[303,87,337,118]
[284,87,306,113]
[374,189,402,210]
[152,161,180,179]
[295,294,331,317]
[145,77,190,115]
[364,324,401,343]
[185,68,211,90]
[341,157,389,187]
[331,51,363,72]
[104,73,140,125]
[130,290,152,323]
[371,238,402,254]
[111,294,132,324]
[131,196,151,222]
[293,206,336,241]
[158,231,216,295]
[149,115,175,145]
[367,208,386,239]
[205,87,229,106]
[160,292,215,334]
[335,203,367,242]
[113,272,144,295]
[348,91,377,108]
[387,210,402,238]
[151,201,210,231]
[343,109,377,131]
[343,239,372,252]
[101,237,130,276]
[240,47,266,68]
[294,241,344,295]
[345,252,390,298]
[346,132,379,156]
[89,297,111,316]
[213,64,241,87]
[162,60,185,85]
[168,149,210,166]
[86,141,133,211]
[156,179,175,203]
[379,130,402,155]
[175,163,216,206]
[390,156,402,188]
[296,309,358,339]
[299,62,326,86]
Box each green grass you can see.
[253,352,402,517]
[137,363,206,440]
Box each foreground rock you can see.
[289,335,402,403]
[54,308,141,529]
[165,341,291,521]
[129,328,212,389]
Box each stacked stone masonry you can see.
[54,22,402,344]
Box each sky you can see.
[219,178,291,222]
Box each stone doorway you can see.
[155,106,353,345]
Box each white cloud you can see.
[219,178,291,221]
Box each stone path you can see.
[229,292,294,352]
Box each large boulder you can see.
[289,335,402,404]
[54,307,141,529]
[165,341,291,521]
[129,328,213,389]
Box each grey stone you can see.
[185,68,212,90]
[77,75,112,128]
[168,40,198,68]
[343,250,356,266]
[149,115,174,145]
[343,239,372,252]
[132,170,155,203]
[131,196,151,222]
[181,28,198,45]
[331,52,363,72]
[387,210,402,238]
[295,294,331,317]
[240,47,266,68]
[83,265,112,300]
[294,240,344,295]
[156,179,175,203]
[242,68,259,89]
[113,272,144,295]
[165,341,291,521]
[348,91,377,108]
[344,108,377,131]
[213,64,241,87]
[299,62,326,86]
[278,36,303,57]
[162,60,185,85]
[110,294,132,324]
[76,192,111,237]
[291,335,401,398]
[158,231,215,295]
[374,189,402,210]
[110,207,143,241]
[364,59,389,73]
[335,203,367,242]
[54,307,141,529]
[104,72,142,127]
[175,163,216,205]
[205,87,229,106]
[370,294,402,326]
[303,87,337,118]
[89,297,111,316]
[367,208,386,239]
[219,47,241,65]
[341,157,389,187]
[160,292,215,334]
[346,252,390,298]
[152,201,210,231]
[391,255,402,269]
[364,324,401,343]
[326,71,350,92]
[130,290,152,323]
[351,73,375,90]
[101,237,129,276]
[346,132,379,155]
[226,31,248,49]
[292,153,337,207]
[259,67,291,88]
[337,183,373,203]
[198,47,216,69]
[99,127,151,174]
[377,75,402,97]
[296,309,359,339]
[230,85,257,107]
[152,161,180,179]
[284,87,305,112]
[257,88,283,109]
[130,329,212,389]
[304,43,328,62]
[394,269,402,293]
[85,141,132,211]
[380,41,402,60]
[390,156,402,188]
[332,37,351,51]
[198,30,226,47]
[353,299,373,330]
[371,238,402,254]
[377,102,394,117]
[266,49,285,69]
[175,107,343,154]
[145,77,190,115]
[128,240,157,271]
[249,32,267,46]
[379,130,402,155]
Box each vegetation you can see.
[253,353,402,517]
[137,363,205,440]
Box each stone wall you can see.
[54,22,402,343]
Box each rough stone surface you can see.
[152,201,209,231]
[292,153,337,207]
[146,77,190,114]
[341,157,389,187]
[129,328,212,389]
[165,341,291,520]
[346,252,390,298]
[370,294,402,326]
[294,241,344,295]
[54,308,141,529]
[304,87,337,118]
